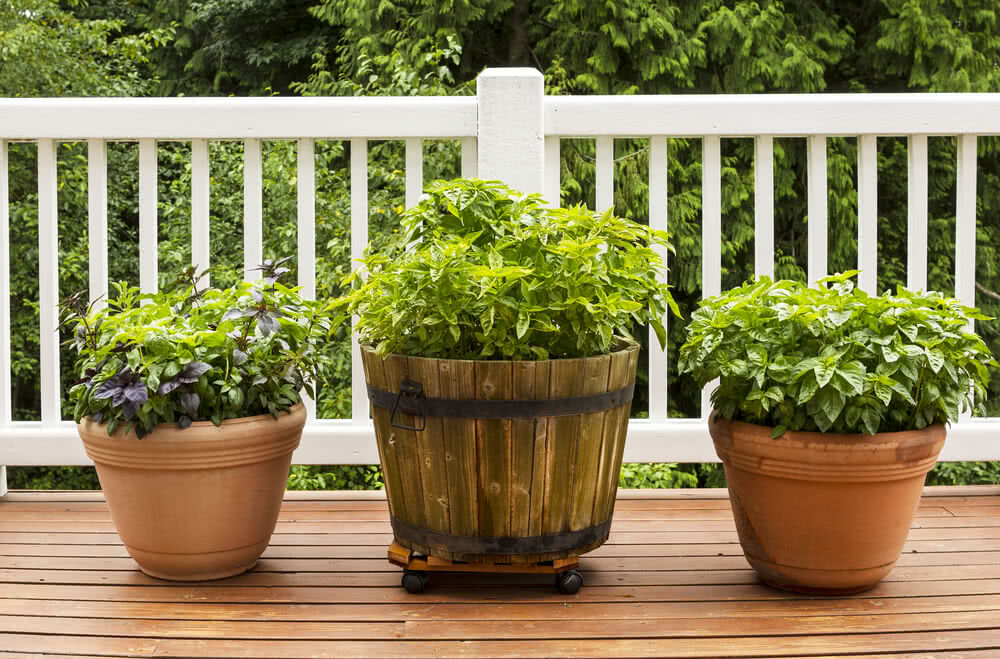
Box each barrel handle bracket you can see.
[390,379,426,432]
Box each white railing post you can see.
[476,68,544,195]
[0,140,9,495]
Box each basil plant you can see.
[64,259,333,438]
[333,178,680,360]
[679,271,996,437]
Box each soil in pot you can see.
[362,341,639,564]
[709,413,946,594]
[78,404,305,581]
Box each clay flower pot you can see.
[78,404,305,581]
[709,413,946,594]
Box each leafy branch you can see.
[332,178,680,360]
[679,271,997,436]
[62,257,334,438]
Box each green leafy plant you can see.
[333,178,679,360]
[63,259,333,438]
[679,271,997,436]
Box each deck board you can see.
[0,487,997,658]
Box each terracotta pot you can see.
[78,405,305,581]
[708,413,946,594]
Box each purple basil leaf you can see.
[250,287,263,303]
[177,415,192,430]
[181,361,212,379]
[124,381,148,405]
[233,349,248,365]
[121,400,138,421]
[258,313,279,336]
[223,308,252,322]
[273,267,290,278]
[92,411,104,424]
[135,425,149,439]
[180,392,200,417]
[157,378,183,395]
[93,379,121,400]
[112,389,128,408]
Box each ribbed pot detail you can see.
[709,413,946,595]
[78,405,305,581]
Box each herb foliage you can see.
[63,260,332,438]
[334,178,679,360]
[679,272,997,436]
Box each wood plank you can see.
[475,360,512,556]
[361,348,407,525]
[509,361,540,545]
[568,353,611,531]
[1,594,998,623]
[0,609,997,641]
[381,354,428,537]
[592,348,637,526]
[1,564,996,588]
[406,356,452,555]
[1,630,998,658]
[437,358,478,542]
[544,357,587,535]
[6,549,995,574]
[3,525,995,546]
[2,578,1000,605]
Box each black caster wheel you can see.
[402,570,429,593]
[556,570,583,594]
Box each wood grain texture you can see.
[406,355,452,556]
[361,348,405,522]
[6,478,994,652]
[436,358,479,554]
[474,360,512,559]
[568,353,611,531]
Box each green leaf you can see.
[814,357,837,388]
[516,310,530,339]
[797,371,819,405]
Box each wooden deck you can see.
[0,487,998,658]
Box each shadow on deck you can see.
[0,486,998,658]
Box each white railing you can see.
[2,69,1000,493]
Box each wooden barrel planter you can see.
[361,340,639,564]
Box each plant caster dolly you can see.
[389,542,581,593]
[402,570,429,593]
[556,569,584,594]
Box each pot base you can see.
[746,555,893,595]
[128,541,266,581]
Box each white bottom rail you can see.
[1,418,998,467]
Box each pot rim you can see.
[361,336,639,364]
[79,402,305,433]
[708,410,946,441]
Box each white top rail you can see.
[545,94,1000,137]
[0,97,478,140]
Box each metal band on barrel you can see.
[390,517,612,555]
[366,382,634,419]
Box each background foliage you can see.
[3,0,1000,488]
